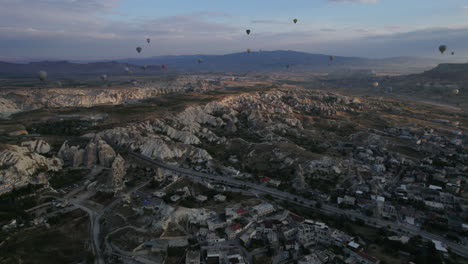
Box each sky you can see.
[1,0,468,61]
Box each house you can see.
[298,254,323,264]
[356,252,380,264]
[170,195,181,202]
[196,195,208,203]
[207,232,225,244]
[347,241,361,251]
[268,180,281,187]
[225,224,243,240]
[226,254,246,264]
[153,191,166,198]
[338,195,356,206]
[253,203,275,216]
[432,240,448,254]
[425,201,444,211]
[208,218,227,231]
[207,248,221,264]
[186,250,201,264]
[214,194,227,202]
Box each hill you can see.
[0,50,445,77]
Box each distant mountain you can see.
[0,61,161,77]
[119,51,445,74]
[0,50,446,77]
[413,63,468,82]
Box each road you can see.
[116,145,468,259]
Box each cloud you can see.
[329,0,377,3]
[251,20,289,25]
[0,0,467,60]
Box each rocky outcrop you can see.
[0,144,62,194]
[21,140,51,154]
[0,76,219,118]
[58,136,117,168]
[109,155,126,191]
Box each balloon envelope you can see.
[136,47,142,53]
[38,71,47,81]
[146,38,150,43]
[439,45,447,54]
[246,29,251,35]
[293,19,298,24]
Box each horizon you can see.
[0,49,462,64]
[2,0,468,61]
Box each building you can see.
[253,203,275,216]
[214,194,227,202]
[196,194,208,203]
[186,250,201,264]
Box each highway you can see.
[119,147,468,259]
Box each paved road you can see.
[118,146,468,259]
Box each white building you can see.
[253,203,275,216]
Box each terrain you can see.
[0,65,466,264]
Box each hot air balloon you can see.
[246,49,251,54]
[451,51,455,55]
[286,64,290,69]
[293,19,298,24]
[38,71,47,81]
[246,29,251,35]
[136,47,142,53]
[141,65,148,71]
[439,45,447,54]
[372,81,379,88]
[161,64,167,70]
[198,58,203,64]
[100,74,108,81]
[147,38,151,44]
[452,89,460,95]
[329,56,335,62]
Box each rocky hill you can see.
[0,77,217,118]
[413,63,468,81]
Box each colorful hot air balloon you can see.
[439,45,447,54]
[452,89,460,95]
[38,71,47,81]
[451,51,455,55]
[198,58,203,64]
[146,38,151,44]
[372,81,379,88]
[293,19,298,24]
[246,29,251,35]
[136,47,142,53]
[329,56,335,62]
[246,49,251,54]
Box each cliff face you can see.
[58,136,127,192]
[0,141,63,194]
[0,77,216,118]
[98,89,365,174]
